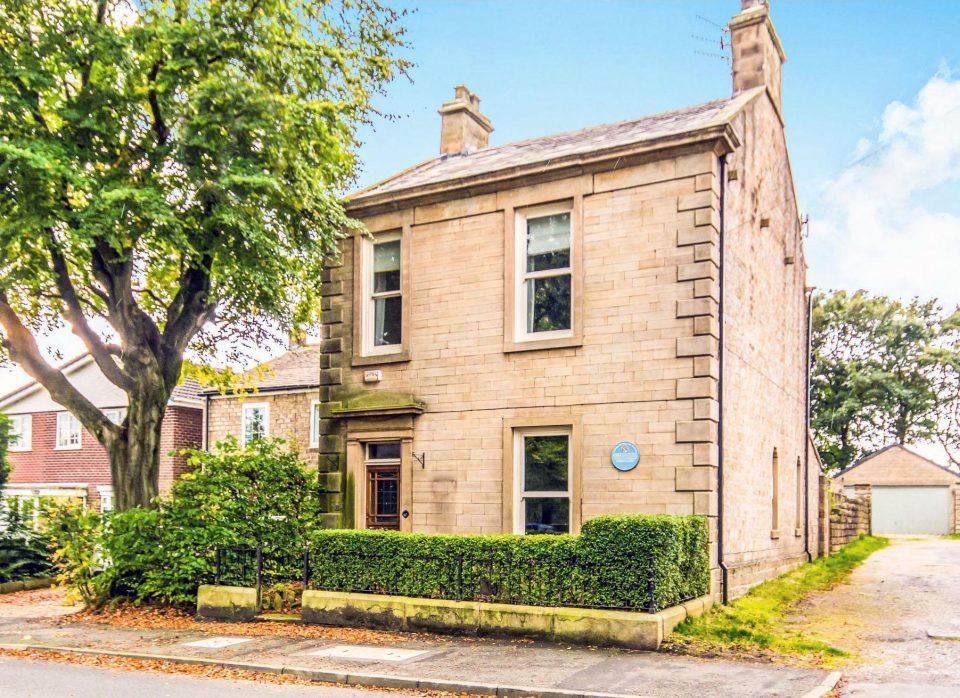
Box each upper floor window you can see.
[516,204,573,341]
[365,232,402,353]
[241,403,269,446]
[56,412,82,450]
[8,414,31,452]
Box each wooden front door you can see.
[365,441,401,529]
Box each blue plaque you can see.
[611,441,640,472]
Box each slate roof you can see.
[200,344,322,395]
[350,87,763,203]
[170,377,203,403]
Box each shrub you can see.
[41,500,108,607]
[576,514,710,609]
[306,514,708,611]
[101,438,325,605]
[0,499,54,584]
[308,529,580,606]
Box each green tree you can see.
[811,290,960,471]
[0,1,408,509]
[0,414,9,491]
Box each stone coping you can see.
[300,589,714,650]
[197,584,258,622]
[0,576,54,595]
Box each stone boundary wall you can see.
[300,589,714,650]
[829,485,871,554]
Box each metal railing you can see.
[213,544,690,613]
[303,549,663,613]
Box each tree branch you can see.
[163,254,216,358]
[0,290,117,445]
[47,240,134,391]
[147,61,169,146]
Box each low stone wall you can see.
[0,577,54,595]
[196,584,258,621]
[830,487,871,554]
[300,590,713,650]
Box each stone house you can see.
[832,444,960,535]
[305,0,821,600]
[0,354,203,513]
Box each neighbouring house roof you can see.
[835,443,959,479]
[348,87,764,208]
[170,377,204,404]
[200,344,322,396]
[0,353,205,410]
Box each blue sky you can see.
[353,0,960,306]
[2,0,959,397]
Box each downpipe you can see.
[718,154,729,604]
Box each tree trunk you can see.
[109,389,168,510]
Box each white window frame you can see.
[241,402,270,446]
[514,202,574,344]
[104,408,127,425]
[97,485,115,513]
[55,411,82,450]
[7,414,32,452]
[512,427,572,535]
[309,399,321,448]
[362,230,403,356]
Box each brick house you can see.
[832,444,960,535]
[203,344,336,511]
[0,354,203,513]
[300,0,822,600]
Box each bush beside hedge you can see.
[308,514,708,612]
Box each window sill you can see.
[504,336,582,354]
[54,445,82,451]
[8,448,31,453]
[794,527,803,538]
[352,351,410,367]
[770,529,781,540]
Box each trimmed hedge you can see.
[307,514,708,612]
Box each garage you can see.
[832,444,960,536]
[871,486,951,535]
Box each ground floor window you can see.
[514,428,571,534]
[365,441,401,530]
[97,485,115,513]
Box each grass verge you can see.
[666,534,888,665]
[944,534,960,540]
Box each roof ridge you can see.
[837,443,959,478]
[349,88,764,203]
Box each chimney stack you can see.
[729,0,786,118]
[438,85,493,155]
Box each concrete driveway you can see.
[793,536,960,697]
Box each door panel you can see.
[871,486,950,534]
[366,464,401,530]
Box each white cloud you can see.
[808,72,960,309]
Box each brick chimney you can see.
[729,0,786,118]
[438,85,493,155]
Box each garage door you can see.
[871,486,951,534]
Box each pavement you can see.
[792,536,960,697]
[0,600,836,698]
[0,653,407,698]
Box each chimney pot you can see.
[438,85,493,155]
